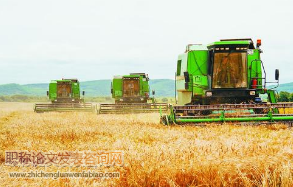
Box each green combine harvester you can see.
[98,73,168,114]
[161,38,293,125]
[34,79,94,112]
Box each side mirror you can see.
[185,82,189,90]
[46,91,49,96]
[152,90,155,95]
[184,72,190,82]
[275,69,279,81]
[82,91,85,96]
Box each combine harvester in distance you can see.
[98,73,168,114]
[34,79,94,112]
[161,39,293,125]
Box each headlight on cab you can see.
[206,91,212,97]
[250,91,256,96]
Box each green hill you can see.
[274,82,293,93]
[1,79,292,97]
[0,79,175,97]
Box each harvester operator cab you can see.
[175,38,282,105]
[208,41,251,89]
[46,78,84,103]
[165,38,292,125]
[111,73,154,103]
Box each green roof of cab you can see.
[50,79,72,83]
[208,40,251,47]
[123,75,141,78]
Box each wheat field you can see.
[1,102,293,187]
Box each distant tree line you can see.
[276,91,293,102]
[0,95,49,102]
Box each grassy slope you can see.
[275,82,293,92]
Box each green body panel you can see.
[71,82,80,98]
[49,80,57,100]
[247,49,262,89]
[187,50,209,94]
[111,73,151,103]
[112,77,123,98]
[176,45,209,105]
[48,79,81,103]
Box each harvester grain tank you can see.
[161,39,293,125]
[34,79,94,112]
[98,73,168,114]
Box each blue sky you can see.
[0,0,292,84]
